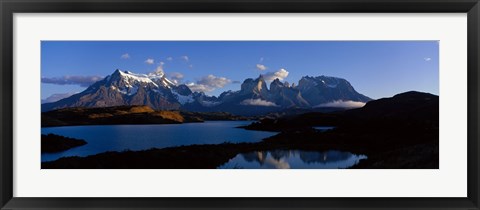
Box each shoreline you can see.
[42,124,438,169]
[40,92,439,169]
[42,105,254,128]
[42,134,88,153]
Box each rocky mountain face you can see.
[42,70,183,112]
[42,69,372,115]
[297,76,371,106]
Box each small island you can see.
[42,133,87,153]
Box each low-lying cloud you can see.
[41,75,104,87]
[169,72,184,80]
[263,68,289,81]
[240,99,279,107]
[169,72,184,84]
[315,100,366,109]
[187,74,231,92]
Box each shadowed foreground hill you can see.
[345,91,438,121]
[241,91,439,169]
[242,91,438,131]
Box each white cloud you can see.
[166,57,173,61]
[181,55,189,62]
[424,57,432,61]
[315,100,366,109]
[263,68,289,81]
[240,99,279,107]
[121,53,130,59]
[145,58,155,65]
[169,72,184,84]
[186,74,231,92]
[256,64,267,71]
[186,83,210,92]
[169,72,184,80]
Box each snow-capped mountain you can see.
[42,69,183,111]
[297,75,371,106]
[196,74,371,115]
[42,69,372,115]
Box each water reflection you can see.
[218,150,367,169]
[313,126,335,132]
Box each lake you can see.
[218,150,367,169]
[313,126,335,132]
[41,121,277,162]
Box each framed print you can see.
[1,0,479,209]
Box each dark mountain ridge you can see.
[242,91,439,131]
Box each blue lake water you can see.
[218,150,367,169]
[313,126,335,132]
[41,121,277,162]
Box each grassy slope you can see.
[41,105,251,127]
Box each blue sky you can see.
[41,41,438,101]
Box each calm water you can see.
[218,150,367,169]
[313,126,335,131]
[41,121,277,162]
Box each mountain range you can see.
[42,69,372,115]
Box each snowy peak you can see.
[148,71,176,88]
[297,75,347,90]
[103,69,160,96]
[108,69,177,89]
[109,69,158,87]
[42,69,199,111]
[297,75,371,106]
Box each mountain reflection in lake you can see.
[313,126,335,132]
[218,150,367,169]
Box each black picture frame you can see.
[1,0,479,209]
